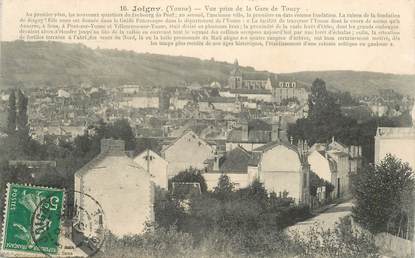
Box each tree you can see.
[213,173,234,200]
[7,89,16,134]
[105,119,136,150]
[289,78,349,145]
[308,171,335,206]
[352,154,415,236]
[238,179,269,208]
[169,168,208,193]
[16,89,29,142]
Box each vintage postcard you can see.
[0,0,414,257]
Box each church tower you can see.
[228,59,243,89]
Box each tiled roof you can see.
[248,119,272,131]
[252,141,298,154]
[248,152,262,166]
[226,119,273,143]
[206,146,257,173]
[227,129,270,143]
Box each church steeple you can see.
[229,58,242,89]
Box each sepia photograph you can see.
[0,0,414,257]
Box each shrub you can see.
[352,154,414,236]
[154,186,186,229]
[100,225,194,258]
[169,168,208,194]
[290,216,379,258]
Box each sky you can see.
[1,0,414,74]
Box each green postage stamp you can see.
[1,183,65,255]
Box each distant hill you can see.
[282,71,415,96]
[1,41,414,96]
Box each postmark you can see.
[69,191,106,257]
[31,190,106,257]
[1,183,64,255]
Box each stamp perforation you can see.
[1,183,66,257]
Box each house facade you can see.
[254,141,310,204]
[375,126,415,169]
[309,139,362,199]
[134,149,169,189]
[161,130,215,177]
[74,139,154,237]
[203,146,259,190]
[204,141,310,204]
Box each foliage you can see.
[102,119,136,150]
[16,89,29,142]
[169,168,208,193]
[237,179,269,208]
[309,171,334,198]
[98,216,378,258]
[134,137,162,156]
[154,186,186,229]
[332,91,359,106]
[290,216,379,258]
[280,97,300,106]
[178,180,310,240]
[73,119,136,158]
[288,78,412,163]
[7,89,16,134]
[101,226,194,258]
[213,173,235,200]
[352,154,415,237]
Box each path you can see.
[287,201,353,236]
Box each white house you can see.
[204,141,310,204]
[203,146,259,190]
[134,149,168,189]
[308,149,332,183]
[375,127,415,169]
[374,105,415,169]
[120,96,159,109]
[254,141,310,204]
[309,140,362,199]
[74,139,154,237]
[161,130,215,177]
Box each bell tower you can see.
[228,58,242,89]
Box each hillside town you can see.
[0,58,414,257]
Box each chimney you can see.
[213,151,223,171]
[271,122,279,142]
[100,138,125,154]
[241,120,248,141]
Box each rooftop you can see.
[205,146,259,173]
